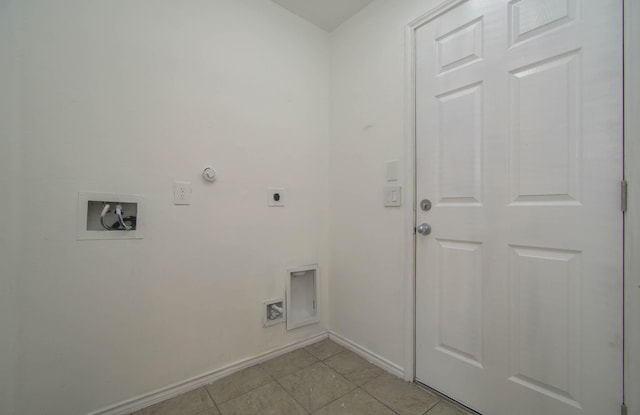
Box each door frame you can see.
[623,1,639,414]
[401,1,640,413]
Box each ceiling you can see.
[271,0,374,32]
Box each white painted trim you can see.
[407,0,468,30]
[402,13,417,385]
[328,330,405,379]
[403,0,469,384]
[89,331,328,415]
[624,1,640,414]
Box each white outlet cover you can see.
[386,160,399,182]
[174,182,192,205]
[268,188,285,207]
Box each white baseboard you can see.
[328,330,404,379]
[89,331,329,415]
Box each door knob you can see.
[416,223,432,235]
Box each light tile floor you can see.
[130,339,473,415]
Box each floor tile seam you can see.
[260,350,304,367]
[258,361,285,379]
[302,348,324,361]
[206,368,276,406]
[272,375,312,414]
[322,355,355,376]
[273,362,358,414]
[305,387,360,414]
[226,380,311,415]
[295,347,322,363]
[324,349,354,362]
[319,350,344,361]
[316,363,360,410]
[361,374,442,415]
[325,362,385,385]
[194,405,218,415]
[414,382,476,415]
[260,356,320,379]
[419,399,441,415]
[358,386,411,415]
[308,382,360,414]
[202,385,223,414]
[357,371,386,388]
[315,360,361,391]
[308,385,392,415]
[423,401,449,415]
[268,357,319,381]
[303,344,345,361]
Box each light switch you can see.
[384,185,401,207]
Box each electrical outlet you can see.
[174,182,192,205]
[268,188,285,207]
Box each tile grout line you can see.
[421,400,440,415]
[262,345,333,414]
[260,349,320,379]
[269,352,326,415]
[310,382,403,415]
[305,386,363,414]
[414,381,478,415]
[273,373,311,414]
[274,360,358,414]
[275,378,311,415]
[358,372,414,415]
[206,365,277,409]
[202,385,223,415]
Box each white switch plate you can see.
[384,185,401,207]
[268,188,285,207]
[174,182,192,205]
[386,160,399,182]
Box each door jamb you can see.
[624,1,639,414]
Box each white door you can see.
[414,1,623,415]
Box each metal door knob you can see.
[416,223,432,235]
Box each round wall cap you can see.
[203,167,217,182]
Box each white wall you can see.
[328,0,438,374]
[8,0,330,414]
[0,1,21,413]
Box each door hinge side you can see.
[621,402,627,415]
[622,180,628,213]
